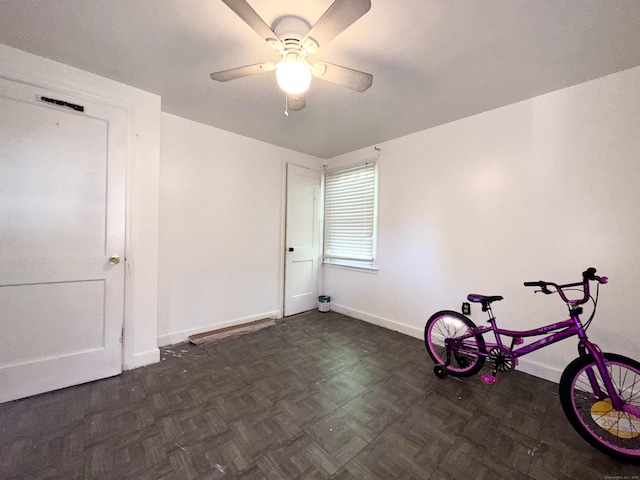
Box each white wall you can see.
[6,44,637,382]
[325,66,640,382]
[0,44,162,370]
[158,113,322,346]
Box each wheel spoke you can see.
[575,373,595,394]
[563,355,640,459]
[610,364,640,404]
[425,313,485,377]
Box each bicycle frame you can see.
[455,315,585,360]
[449,309,639,416]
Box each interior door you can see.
[0,78,127,403]
[284,164,321,316]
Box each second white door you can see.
[284,164,321,316]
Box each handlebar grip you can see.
[524,281,545,287]
[582,267,597,281]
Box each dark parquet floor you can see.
[1,311,637,479]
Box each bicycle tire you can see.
[559,353,640,463]
[424,310,486,377]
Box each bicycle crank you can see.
[488,347,517,372]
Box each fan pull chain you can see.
[284,94,289,116]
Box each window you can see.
[323,162,378,269]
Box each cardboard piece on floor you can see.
[188,317,276,346]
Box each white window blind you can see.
[324,163,377,267]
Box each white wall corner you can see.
[157,114,323,343]
[124,348,161,370]
[323,65,640,380]
[123,94,161,370]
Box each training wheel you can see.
[434,365,448,379]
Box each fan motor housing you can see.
[273,16,310,41]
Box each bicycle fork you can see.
[579,339,640,417]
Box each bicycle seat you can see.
[467,294,503,312]
[467,294,503,304]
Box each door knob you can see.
[109,255,120,265]
[288,247,295,252]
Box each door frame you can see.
[0,78,127,382]
[281,162,324,316]
[0,60,160,372]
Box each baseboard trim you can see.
[124,348,160,370]
[330,303,423,339]
[516,357,562,383]
[157,311,280,347]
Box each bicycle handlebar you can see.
[582,267,608,284]
[523,267,607,305]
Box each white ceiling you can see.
[2,0,640,159]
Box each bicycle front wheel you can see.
[559,353,640,463]
[424,310,486,377]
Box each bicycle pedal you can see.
[481,374,498,384]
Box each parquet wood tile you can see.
[338,359,390,389]
[459,411,539,474]
[309,371,368,407]
[435,437,532,480]
[85,399,156,446]
[156,403,229,448]
[388,403,460,453]
[1,310,638,479]
[201,372,249,400]
[271,347,316,371]
[1,427,84,479]
[85,376,147,414]
[236,356,287,383]
[254,433,341,479]
[212,386,274,425]
[0,388,85,439]
[167,429,253,480]
[230,406,302,458]
[341,389,405,440]
[252,370,308,402]
[276,392,340,430]
[304,407,371,465]
[344,428,435,480]
[84,427,167,478]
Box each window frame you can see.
[322,161,378,271]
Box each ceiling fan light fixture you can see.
[212,0,374,110]
[276,56,312,94]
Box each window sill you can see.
[322,261,379,273]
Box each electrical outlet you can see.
[462,302,471,315]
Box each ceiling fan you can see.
[210,0,374,113]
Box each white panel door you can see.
[0,78,127,403]
[284,164,321,316]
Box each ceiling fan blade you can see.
[221,0,277,41]
[287,93,306,111]
[312,62,373,92]
[210,62,276,82]
[304,0,371,47]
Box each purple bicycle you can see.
[424,268,640,462]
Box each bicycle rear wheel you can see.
[424,310,486,377]
[559,353,640,463]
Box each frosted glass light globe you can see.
[276,60,312,94]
